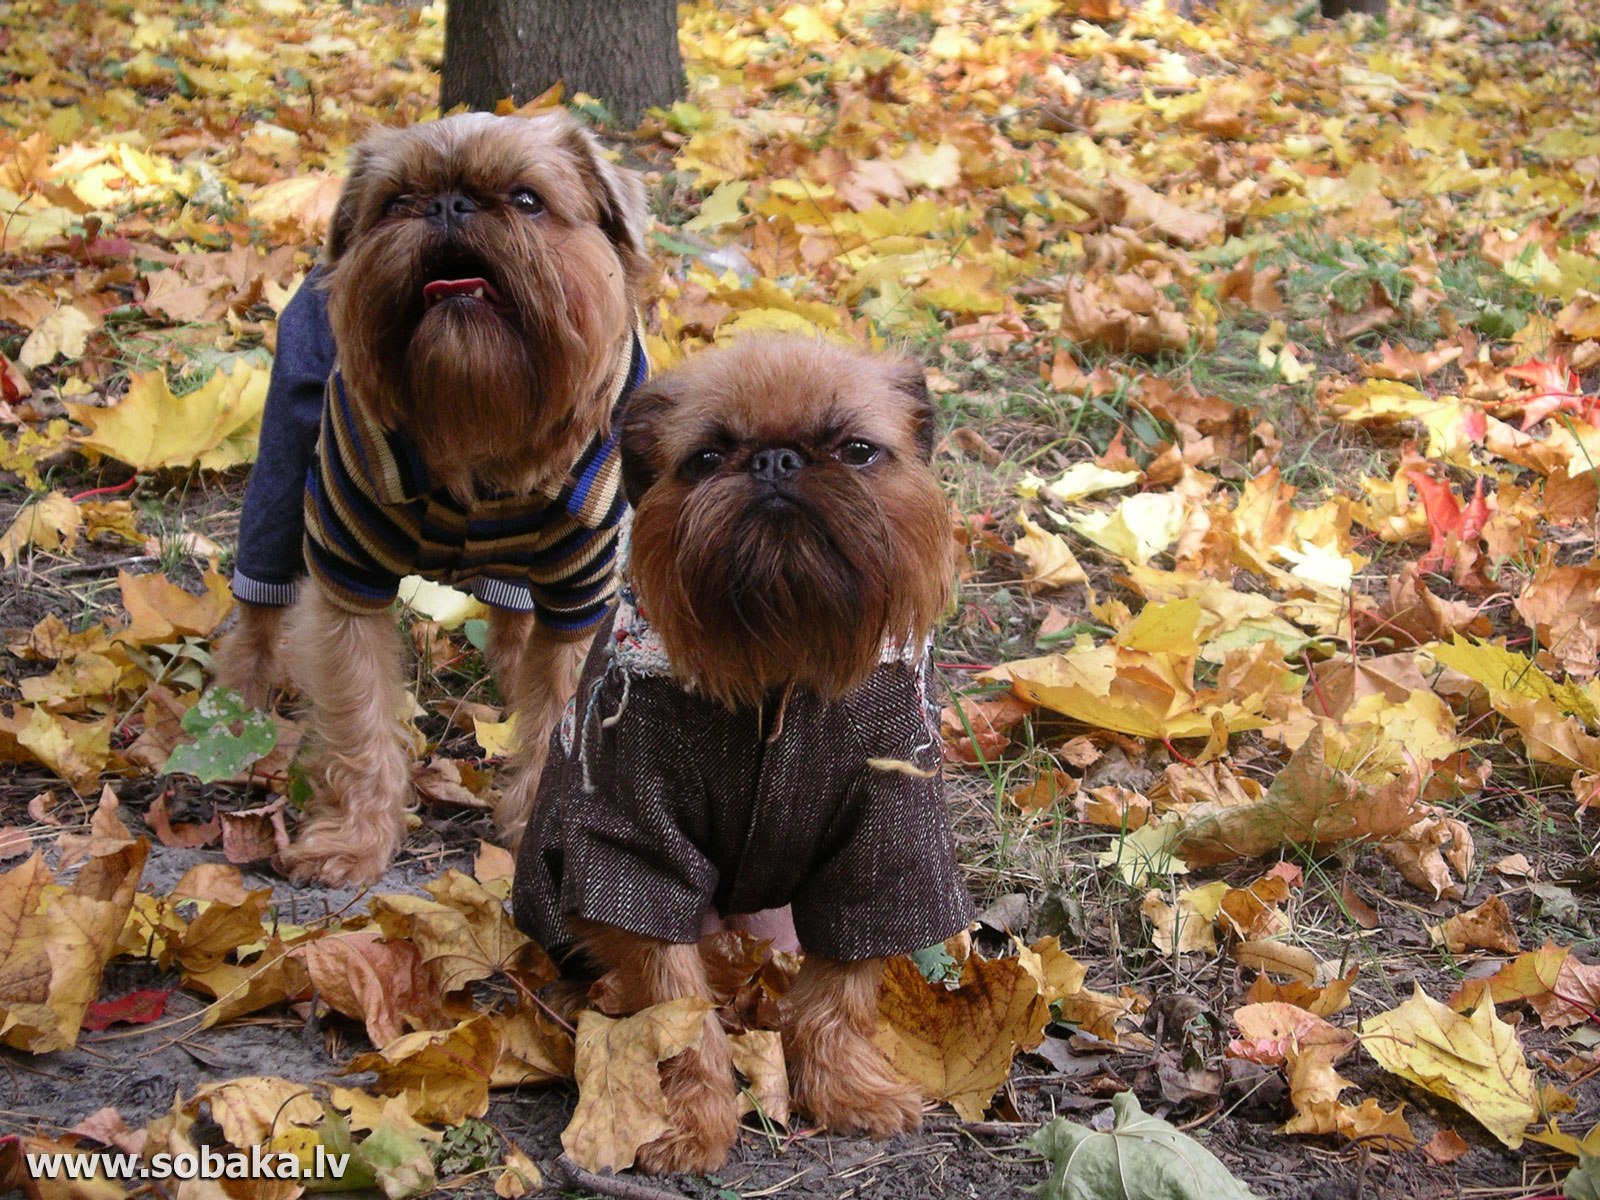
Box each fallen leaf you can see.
[1031,1092,1258,1200]
[346,1015,499,1125]
[66,362,267,471]
[561,997,713,1173]
[1432,894,1520,955]
[875,953,1048,1121]
[1360,986,1538,1149]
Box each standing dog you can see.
[514,336,973,1173]
[216,112,650,886]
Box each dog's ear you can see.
[562,122,650,272]
[889,358,938,463]
[323,133,391,265]
[618,380,675,508]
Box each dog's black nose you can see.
[749,447,805,482]
[426,194,479,226]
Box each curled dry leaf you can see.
[219,796,290,864]
[1379,810,1474,901]
[1012,512,1087,590]
[295,932,451,1047]
[1173,727,1423,868]
[146,791,220,849]
[729,1029,791,1127]
[939,693,1034,764]
[1245,968,1358,1018]
[1431,894,1520,955]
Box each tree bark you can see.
[1321,0,1387,17]
[441,0,684,119]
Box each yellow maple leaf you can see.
[346,1015,500,1125]
[874,954,1048,1121]
[117,567,235,644]
[18,304,98,368]
[1360,987,1537,1149]
[683,180,748,232]
[67,362,268,472]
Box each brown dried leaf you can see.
[562,997,713,1173]
[0,839,147,1052]
[875,953,1049,1120]
[296,931,451,1045]
[1432,894,1520,955]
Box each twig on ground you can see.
[546,1155,687,1200]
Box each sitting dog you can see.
[513,335,974,1173]
[215,111,651,886]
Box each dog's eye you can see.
[682,449,725,481]
[383,194,412,217]
[837,439,880,467]
[510,187,545,215]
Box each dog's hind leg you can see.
[576,921,740,1174]
[494,618,586,847]
[784,955,923,1138]
[276,580,412,887]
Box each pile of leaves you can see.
[1,0,1600,1196]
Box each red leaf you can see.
[1506,356,1590,428]
[1505,356,1580,395]
[1406,469,1463,541]
[1460,478,1489,542]
[82,989,171,1031]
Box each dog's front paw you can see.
[634,1044,739,1175]
[793,1048,923,1139]
[213,602,288,709]
[276,814,401,887]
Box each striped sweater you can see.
[303,332,646,636]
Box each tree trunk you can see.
[1321,0,1387,17]
[441,0,684,119]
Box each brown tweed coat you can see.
[511,588,974,963]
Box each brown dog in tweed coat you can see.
[513,335,973,1173]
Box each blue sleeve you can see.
[232,267,336,602]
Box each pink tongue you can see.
[423,277,497,304]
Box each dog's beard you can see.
[400,295,583,500]
[328,219,627,502]
[632,467,949,709]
